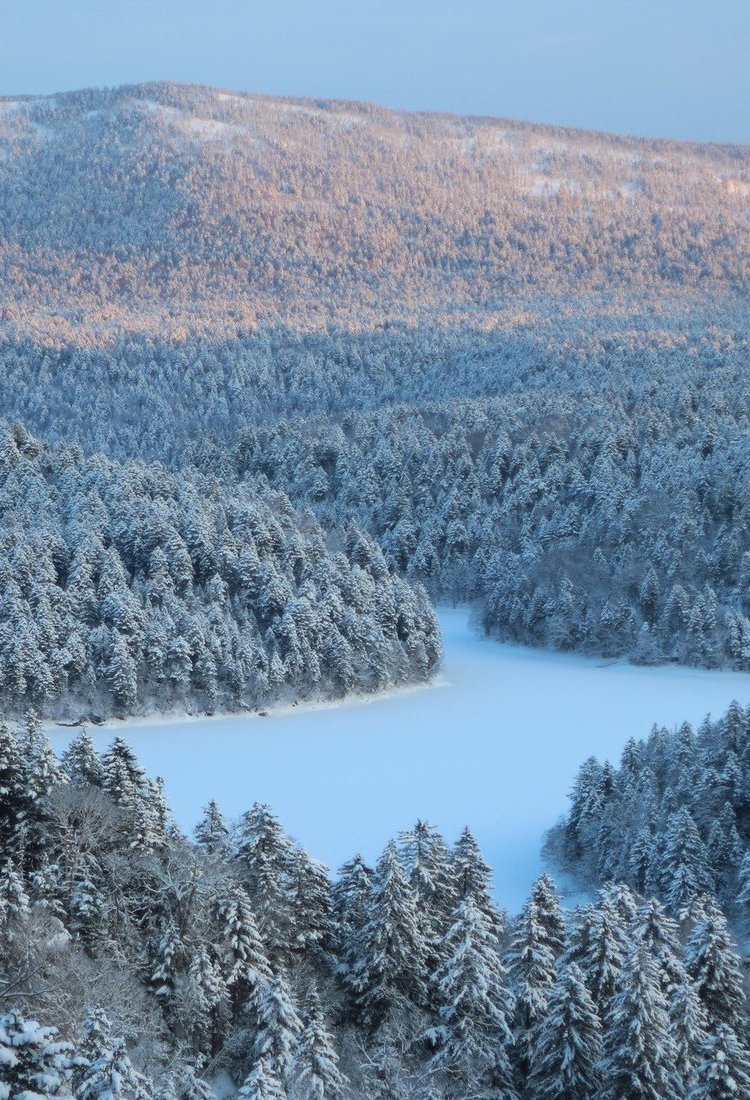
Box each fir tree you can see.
[346,840,428,1028]
[529,960,603,1100]
[685,900,746,1032]
[251,973,302,1086]
[290,988,347,1100]
[427,896,515,1098]
[599,944,679,1100]
[237,1055,285,1100]
[0,1009,74,1097]
[194,800,230,856]
[61,728,105,787]
[688,1024,750,1099]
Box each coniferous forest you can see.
[1,71,750,1099]
[3,718,750,1099]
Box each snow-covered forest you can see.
[548,698,750,923]
[1,75,750,1097]
[0,423,439,718]
[3,719,750,1098]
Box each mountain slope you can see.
[0,82,747,343]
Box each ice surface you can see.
[48,607,750,913]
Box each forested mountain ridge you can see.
[0,81,747,343]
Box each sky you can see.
[1,0,748,145]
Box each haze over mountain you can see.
[0,81,748,344]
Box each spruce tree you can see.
[346,840,428,1029]
[0,1009,74,1098]
[427,896,515,1097]
[688,1024,750,1099]
[685,900,746,1032]
[505,885,558,1074]
[251,973,301,1086]
[232,803,295,959]
[529,960,603,1100]
[194,800,230,856]
[290,988,347,1100]
[61,728,105,787]
[237,1055,285,1100]
[213,881,272,1013]
[599,944,679,1100]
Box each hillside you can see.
[0,82,748,343]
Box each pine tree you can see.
[232,803,295,959]
[251,973,301,1085]
[237,1055,285,1100]
[346,840,428,1028]
[290,988,347,1100]
[331,854,372,968]
[427,896,515,1097]
[178,945,230,1055]
[685,900,746,1032]
[669,979,708,1085]
[632,897,685,994]
[194,799,230,855]
[452,827,503,935]
[61,728,105,787]
[213,882,272,1013]
[505,883,558,1073]
[599,944,679,1100]
[0,1009,74,1098]
[288,848,332,956]
[0,857,30,939]
[399,820,456,952]
[76,1037,153,1099]
[562,897,627,1014]
[661,808,714,916]
[529,960,603,1099]
[688,1024,750,1099]
[528,873,566,957]
[0,722,26,855]
[149,921,183,1007]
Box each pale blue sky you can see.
[1,0,748,144]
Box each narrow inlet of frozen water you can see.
[49,606,750,912]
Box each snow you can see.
[48,607,750,913]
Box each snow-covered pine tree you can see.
[213,881,272,1014]
[232,803,295,960]
[0,857,30,939]
[684,899,746,1032]
[237,1055,285,1100]
[75,1037,153,1099]
[194,800,230,856]
[505,880,559,1074]
[177,945,230,1055]
[288,848,332,956]
[399,820,457,956]
[528,959,602,1099]
[331,854,372,970]
[290,987,347,1100]
[0,1009,74,1098]
[250,973,301,1086]
[346,840,428,1029]
[660,808,715,916]
[599,944,679,1100]
[669,979,708,1086]
[61,728,105,787]
[687,1024,750,1099]
[427,896,515,1098]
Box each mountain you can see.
[0,81,747,344]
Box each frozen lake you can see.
[49,607,750,912]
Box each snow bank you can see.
[49,607,750,913]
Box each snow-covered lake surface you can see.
[49,608,750,913]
